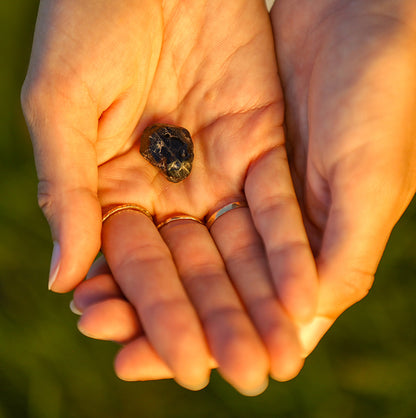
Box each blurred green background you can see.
[1,2,415,417]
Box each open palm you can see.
[98,0,321,394]
[23,0,318,394]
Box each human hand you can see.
[270,0,416,354]
[21,0,165,291]
[22,0,318,394]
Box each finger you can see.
[73,273,124,313]
[300,179,389,355]
[298,316,334,357]
[76,298,219,379]
[102,210,211,391]
[115,337,175,382]
[209,205,304,381]
[160,219,269,396]
[86,255,111,278]
[21,83,101,293]
[75,297,220,378]
[116,337,218,383]
[315,209,377,320]
[299,166,406,355]
[315,163,406,320]
[78,299,142,343]
[245,146,319,324]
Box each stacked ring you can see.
[205,201,248,229]
[157,215,204,230]
[102,204,153,223]
[101,200,249,230]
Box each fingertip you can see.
[48,243,101,293]
[214,329,270,397]
[45,192,102,293]
[169,347,212,392]
[49,234,101,293]
[265,316,305,382]
[270,356,304,382]
[69,300,83,315]
[115,335,212,388]
[73,273,123,312]
[269,335,304,382]
[298,316,334,358]
[234,378,269,397]
[174,376,211,392]
[114,338,174,381]
[77,299,141,343]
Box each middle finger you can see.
[159,217,269,396]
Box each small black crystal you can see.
[140,124,194,183]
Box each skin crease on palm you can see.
[22,0,321,395]
[72,0,416,394]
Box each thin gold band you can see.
[205,201,248,229]
[102,201,248,229]
[157,215,204,230]
[102,204,153,223]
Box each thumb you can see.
[317,157,414,319]
[22,87,102,293]
[299,180,390,355]
[300,163,412,354]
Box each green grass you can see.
[1,2,415,417]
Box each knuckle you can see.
[351,270,374,298]
[21,70,89,128]
[37,180,55,220]
[37,182,97,221]
[20,76,52,129]
[339,269,375,310]
[320,259,376,318]
[20,79,40,126]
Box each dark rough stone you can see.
[140,124,194,183]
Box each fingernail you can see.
[69,300,82,315]
[48,241,61,290]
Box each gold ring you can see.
[102,204,153,223]
[205,201,248,229]
[157,215,204,230]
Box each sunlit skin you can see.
[73,0,416,392]
[22,0,319,395]
[273,0,416,353]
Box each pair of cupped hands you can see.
[22,0,416,395]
